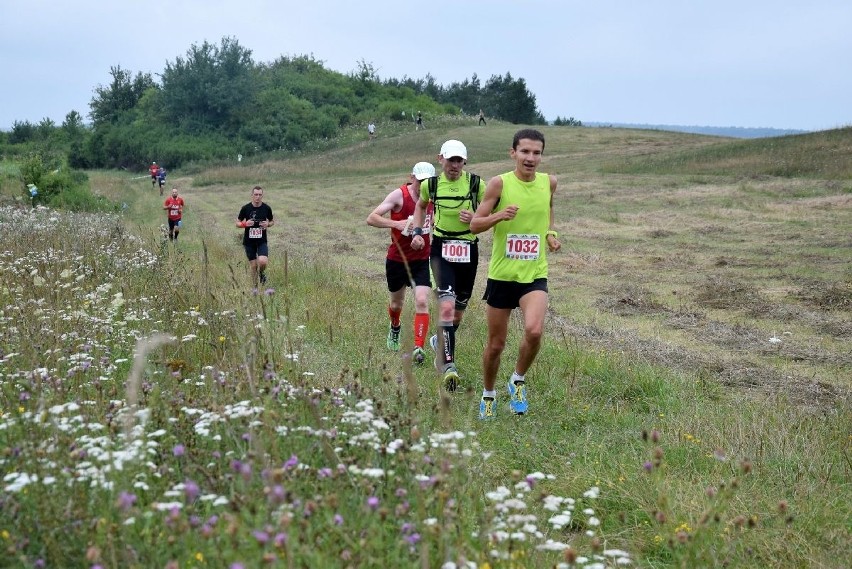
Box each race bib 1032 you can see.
[505,233,539,260]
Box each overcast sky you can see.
[2,0,850,131]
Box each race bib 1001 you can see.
[248,227,263,239]
[505,233,540,260]
[442,240,471,263]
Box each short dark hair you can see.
[512,128,545,150]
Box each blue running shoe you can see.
[507,378,528,415]
[479,397,496,420]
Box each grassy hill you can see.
[2,123,850,567]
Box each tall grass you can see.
[1,202,848,568]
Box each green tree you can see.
[483,73,544,124]
[90,66,156,126]
[160,37,256,132]
[9,120,36,144]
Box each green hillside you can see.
[1,124,849,568]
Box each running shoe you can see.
[443,365,460,392]
[507,378,528,415]
[479,397,496,420]
[412,347,426,365]
[387,325,401,351]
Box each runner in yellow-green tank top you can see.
[488,171,552,283]
[470,129,562,420]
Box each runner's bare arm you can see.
[546,175,561,252]
[470,176,513,234]
[366,189,405,230]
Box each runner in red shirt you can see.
[163,187,185,241]
[366,161,435,364]
[149,162,159,189]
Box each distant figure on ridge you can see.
[368,121,376,140]
[416,111,424,131]
[478,109,487,126]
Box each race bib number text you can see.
[505,234,540,260]
[442,240,471,263]
[248,227,263,239]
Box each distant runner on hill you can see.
[236,185,275,288]
[157,166,167,196]
[149,162,159,188]
[163,187,184,242]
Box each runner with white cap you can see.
[411,140,485,391]
[367,161,437,364]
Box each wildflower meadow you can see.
[2,125,850,568]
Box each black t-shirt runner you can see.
[237,202,274,245]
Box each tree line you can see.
[2,37,549,172]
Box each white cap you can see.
[411,161,436,180]
[439,139,467,160]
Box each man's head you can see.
[411,161,435,184]
[512,128,545,150]
[251,185,264,205]
[171,187,179,198]
[439,139,467,181]
[510,129,546,178]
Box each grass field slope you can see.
[1,123,849,568]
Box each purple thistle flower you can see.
[264,288,275,296]
[333,514,344,526]
[230,564,245,569]
[184,479,200,502]
[274,532,288,548]
[172,444,185,457]
[317,467,332,479]
[253,530,270,545]
[367,496,380,510]
[268,484,285,504]
[284,454,299,469]
[116,491,137,511]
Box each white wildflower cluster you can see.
[482,478,632,567]
[2,401,159,492]
[182,400,265,438]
